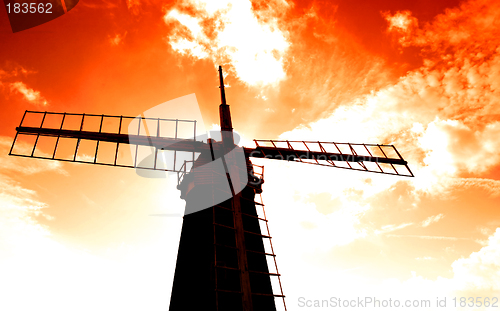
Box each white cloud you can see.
[452,228,500,291]
[383,10,419,46]
[10,81,47,105]
[109,32,127,46]
[450,178,500,197]
[419,119,500,176]
[421,213,445,227]
[376,222,413,234]
[387,235,465,240]
[0,137,65,255]
[164,0,290,86]
[0,137,67,176]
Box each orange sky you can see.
[1,0,500,310]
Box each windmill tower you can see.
[9,67,414,311]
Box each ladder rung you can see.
[244,231,271,238]
[213,205,234,212]
[213,223,235,230]
[239,196,265,206]
[249,270,280,276]
[241,212,267,222]
[215,265,281,276]
[214,244,275,257]
[252,292,285,298]
[246,249,275,257]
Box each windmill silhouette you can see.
[9,66,413,311]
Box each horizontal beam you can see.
[243,146,408,165]
[16,127,209,153]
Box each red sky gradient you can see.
[1,0,500,310]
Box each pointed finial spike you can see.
[219,66,227,106]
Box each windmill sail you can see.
[9,110,200,173]
[245,140,414,177]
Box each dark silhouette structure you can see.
[9,66,413,311]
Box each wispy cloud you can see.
[79,0,117,9]
[126,0,140,15]
[0,137,64,259]
[0,65,32,79]
[0,65,47,106]
[0,137,67,176]
[376,222,413,234]
[10,82,47,105]
[387,234,469,240]
[450,178,500,198]
[81,194,96,206]
[109,32,127,46]
[421,213,445,227]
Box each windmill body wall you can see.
[169,154,276,311]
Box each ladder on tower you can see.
[210,164,286,311]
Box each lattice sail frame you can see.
[247,139,414,177]
[9,110,199,173]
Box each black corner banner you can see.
[3,0,79,33]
